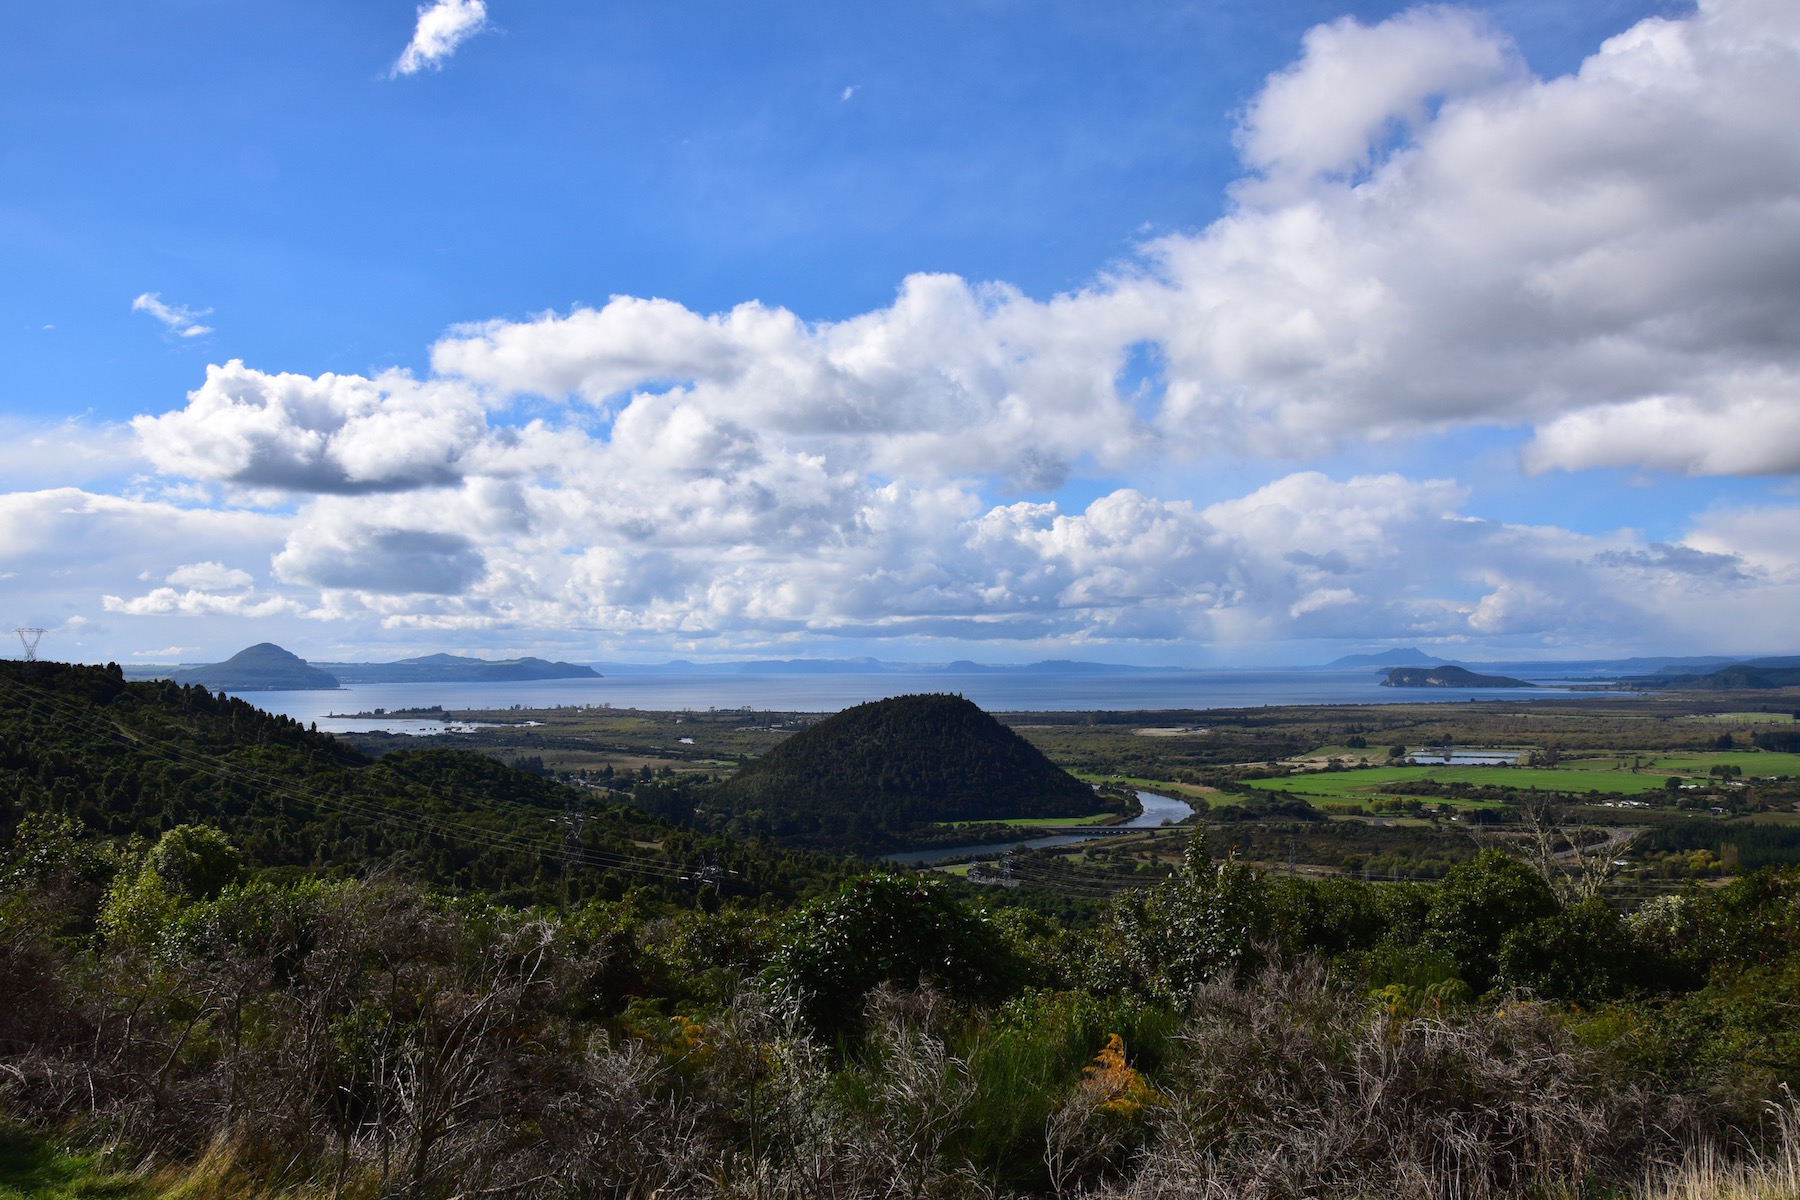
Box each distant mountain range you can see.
[1623,659,1800,690]
[1322,649,1770,677]
[589,657,1189,676]
[121,644,1800,693]
[129,645,599,690]
[318,654,599,684]
[1324,648,1452,668]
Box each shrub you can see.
[1424,850,1559,993]
[766,873,1019,1037]
[1497,895,1635,1002]
[149,824,242,901]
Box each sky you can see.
[3,0,1798,667]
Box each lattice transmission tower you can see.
[14,628,46,661]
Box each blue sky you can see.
[4,0,1798,666]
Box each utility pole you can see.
[559,792,585,906]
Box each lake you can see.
[232,666,1590,734]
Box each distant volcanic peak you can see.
[169,643,340,691]
[1327,647,1450,668]
[1381,665,1532,689]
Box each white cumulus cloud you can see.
[393,0,489,76]
[133,360,489,494]
[425,0,1800,475]
[21,0,1800,660]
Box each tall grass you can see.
[1635,1089,1800,1200]
[954,989,1176,1191]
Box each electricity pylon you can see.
[14,628,46,661]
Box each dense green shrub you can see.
[1496,895,1635,1001]
[766,873,1020,1037]
[1424,849,1560,992]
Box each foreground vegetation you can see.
[6,811,1800,1198]
[8,661,1800,1197]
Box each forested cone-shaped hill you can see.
[166,641,341,690]
[0,660,839,904]
[713,693,1103,850]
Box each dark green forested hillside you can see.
[0,660,842,905]
[713,693,1104,850]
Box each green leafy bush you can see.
[766,873,1020,1037]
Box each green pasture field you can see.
[1073,774,1217,801]
[1245,764,1673,800]
[987,813,1119,827]
[1554,755,1666,771]
[1653,751,1800,775]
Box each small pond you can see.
[1404,752,1523,765]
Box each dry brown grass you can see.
[1632,1089,1800,1200]
[1108,960,1697,1200]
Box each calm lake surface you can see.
[1405,752,1525,765]
[232,667,1588,734]
[884,790,1196,866]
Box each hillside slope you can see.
[1659,663,1800,690]
[713,693,1102,850]
[0,660,834,903]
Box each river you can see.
[882,789,1194,865]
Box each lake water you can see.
[232,667,1588,734]
[883,790,1195,866]
[1405,752,1524,765]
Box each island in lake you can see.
[166,643,341,691]
[130,646,601,690]
[1381,664,1533,688]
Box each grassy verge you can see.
[0,1130,144,1200]
[1246,764,1676,799]
[1654,751,1800,775]
[1073,774,1216,800]
[986,813,1120,828]
[0,1133,356,1200]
